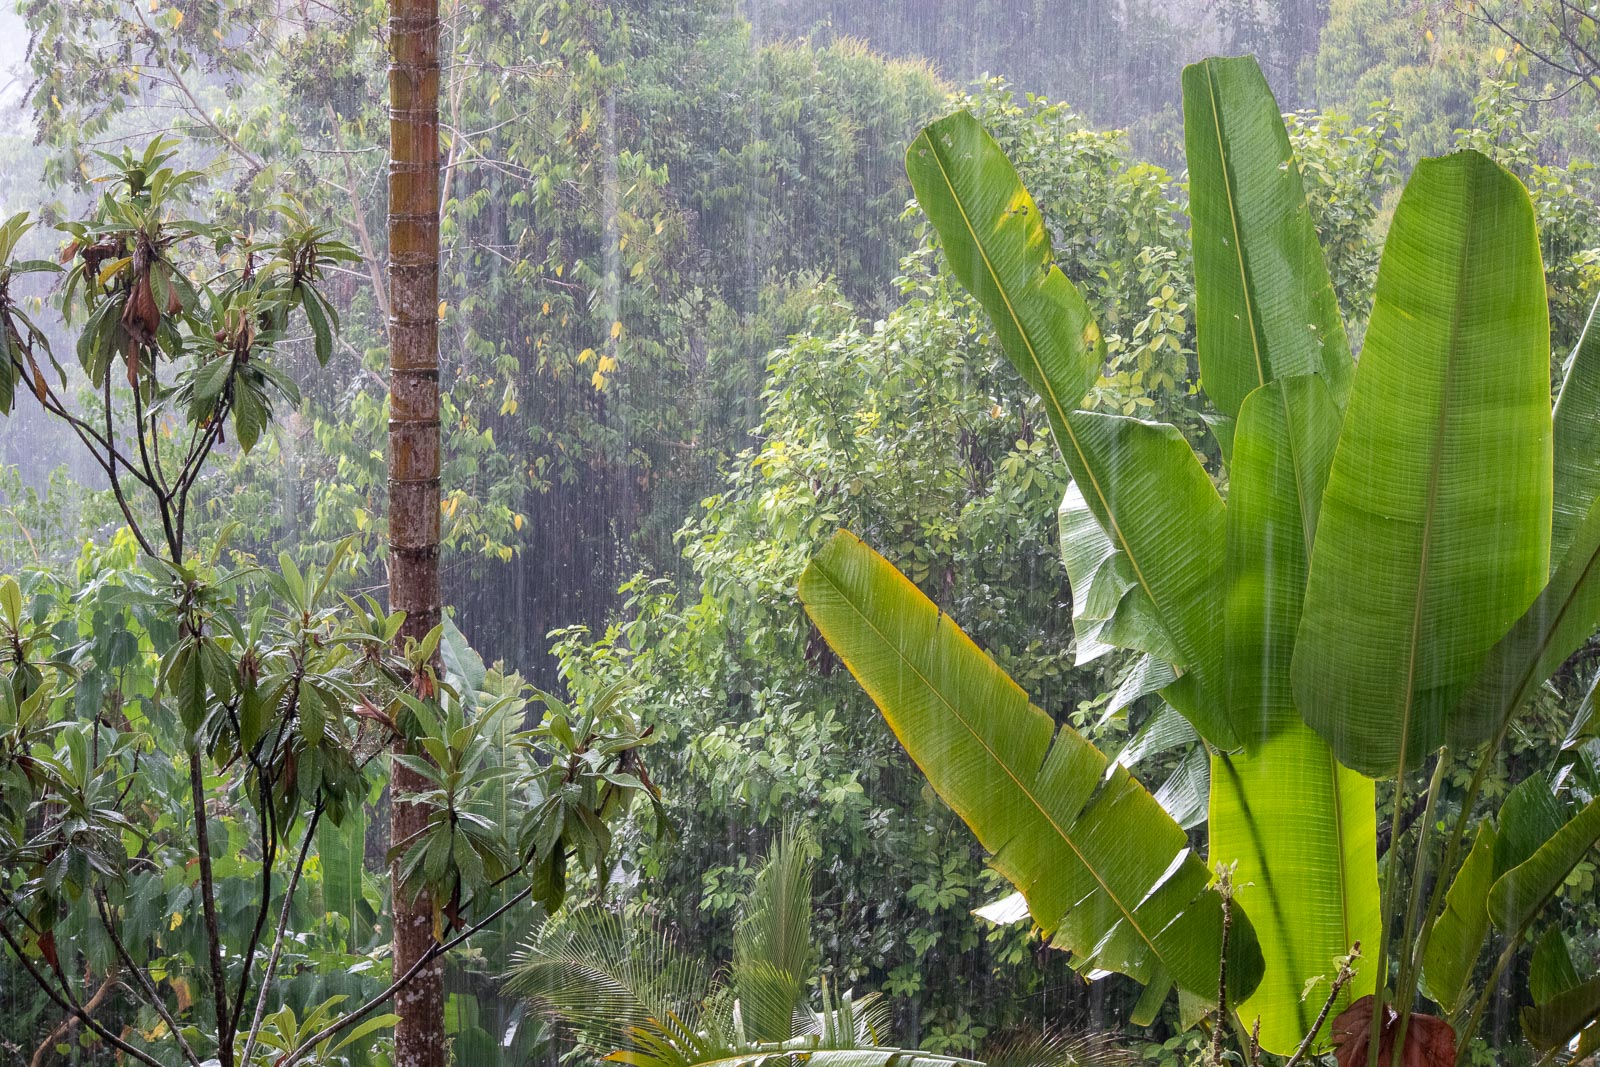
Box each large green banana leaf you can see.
[1182,57,1353,419]
[908,111,1234,748]
[1292,150,1552,778]
[1420,822,1498,1014]
[318,805,367,930]
[1211,375,1379,1054]
[1552,292,1600,567]
[1449,494,1600,752]
[799,529,1262,1002]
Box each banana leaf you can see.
[799,529,1262,1002]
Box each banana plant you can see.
[800,53,1600,1063]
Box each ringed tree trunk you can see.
[387,2,444,1067]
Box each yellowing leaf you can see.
[172,9,183,26]
[610,320,623,339]
[541,301,550,315]
[539,28,551,45]
[513,513,524,531]
[1494,47,1508,63]
[597,355,618,374]
[592,370,607,390]
[437,300,448,319]
[578,348,595,364]
[169,911,183,930]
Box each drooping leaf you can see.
[798,530,1262,1002]
[1293,150,1552,778]
[1522,977,1600,1052]
[1487,796,1600,934]
[1182,57,1353,419]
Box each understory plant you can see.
[0,141,658,1067]
[801,54,1600,1065]
[507,829,1130,1067]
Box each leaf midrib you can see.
[806,547,1162,964]
[1397,165,1480,773]
[916,126,1203,680]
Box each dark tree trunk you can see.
[387,3,444,1067]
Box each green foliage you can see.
[802,52,1600,1064]
[509,831,1133,1067]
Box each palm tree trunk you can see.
[387,2,444,1067]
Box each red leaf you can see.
[1332,995,1457,1067]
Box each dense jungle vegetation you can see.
[6,2,1600,1066]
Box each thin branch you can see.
[0,919,166,1067]
[237,801,324,1067]
[1281,942,1361,1067]
[29,967,120,1067]
[188,744,233,1067]
[94,890,205,1067]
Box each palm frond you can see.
[733,828,819,1041]
[506,907,710,1055]
[979,1032,1134,1067]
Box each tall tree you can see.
[387,2,446,1067]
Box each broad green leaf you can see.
[1213,375,1376,1055]
[1182,57,1353,419]
[1522,977,1600,1052]
[798,530,1262,1002]
[1488,796,1600,934]
[1224,375,1339,749]
[1530,928,1581,1006]
[910,111,1233,746]
[318,804,367,931]
[1293,150,1552,778]
[1420,821,1497,1014]
[1209,730,1378,1053]
[906,111,1102,429]
[1450,495,1600,753]
[1552,291,1600,567]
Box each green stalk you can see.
[1388,754,1449,1066]
[1368,768,1410,1067]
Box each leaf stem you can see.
[1390,754,1450,1063]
